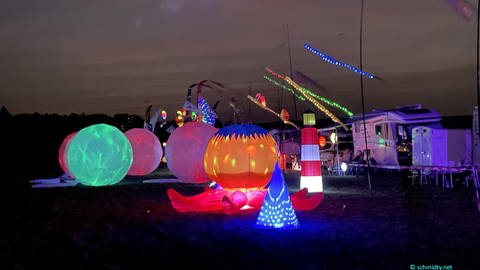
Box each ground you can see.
[1,168,480,270]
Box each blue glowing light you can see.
[215,124,269,138]
[198,97,216,126]
[255,162,299,230]
[304,43,375,79]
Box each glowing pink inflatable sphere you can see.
[125,128,163,176]
[58,132,77,177]
[165,121,217,183]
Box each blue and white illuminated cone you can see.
[255,162,299,230]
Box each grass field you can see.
[1,167,480,269]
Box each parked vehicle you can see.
[351,104,442,166]
[412,126,472,167]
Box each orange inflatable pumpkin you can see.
[203,124,278,190]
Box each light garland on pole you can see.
[284,76,349,131]
[265,67,353,117]
[304,43,376,79]
[263,75,306,101]
[299,85,354,117]
[247,94,300,130]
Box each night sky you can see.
[0,0,478,123]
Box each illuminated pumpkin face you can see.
[203,124,278,190]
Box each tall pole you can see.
[335,127,340,175]
[248,83,252,123]
[360,0,372,191]
[477,0,480,144]
[287,24,299,121]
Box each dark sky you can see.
[0,0,478,123]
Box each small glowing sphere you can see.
[318,135,327,148]
[67,124,133,186]
[165,122,217,183]
[203,124,278,190]
[125,128,163,176]
[340,162,348,172]
[58,132,77,177]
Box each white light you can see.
[300,176,323,192]
[340,162,348,172]
[330,132,337,144]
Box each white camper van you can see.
[351,105,442,166]
[412,127,472,167]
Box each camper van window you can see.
[375,125,382,137]
[397,125,408,141]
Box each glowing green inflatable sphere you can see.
[67,124,133,186]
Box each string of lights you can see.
[265,67,353,117]
[304,43,375,79]
[247,95,300,129]
[197,98,216,126]
[263,75,306,101]
[265,67,285,80]
[284,76,349,131]
[300,86,354,117]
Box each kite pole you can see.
[359,0,372,191]
[287,24,298,121]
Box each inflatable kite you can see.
[184,80,224,125]
[446,0,476,22]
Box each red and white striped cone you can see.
[300,127,323,192]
